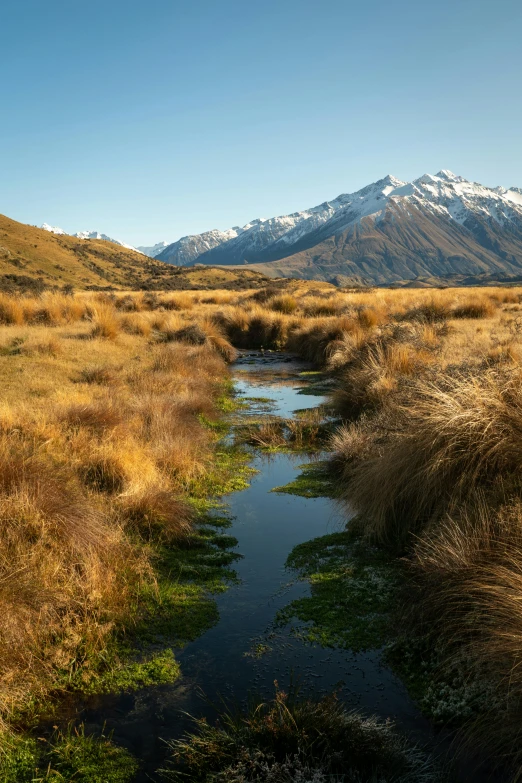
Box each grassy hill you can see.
[0,215,270,291]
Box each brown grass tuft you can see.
[268,294,298,314]
[60,398,124,431]
[121,487,193,542]
[90,304,120,339]
[77,365,118,385]
[333,369,522,545]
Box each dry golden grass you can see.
[408,500,522,772]
[0,292,239,729]
[331,369,522,544]
[3,283,522,768]
[310,285,522,776]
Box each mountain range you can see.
[41,170,522,285]
[153,170,522,284]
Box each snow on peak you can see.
[73,231,140,253]
[162,169,522,267]
[380,174,405,187]
[136,241,170,258]
[435,169,462,181]
[41,223,65,235]
[41,223,143,253]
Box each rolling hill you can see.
[0,215,269,291]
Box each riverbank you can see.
[0,294,251,779]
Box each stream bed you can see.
[73,351,434,780]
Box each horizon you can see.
[1,0,522,245]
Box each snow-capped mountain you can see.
[73,230,139,252]
[41,223,66,235]
[137,241,170,258]
[156,171,522,284]
[41,224,142,254]
[156,224,261,265]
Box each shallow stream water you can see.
[73,351,435,780]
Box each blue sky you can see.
[1,0,521,245]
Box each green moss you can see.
[189,446,257,498]
[296,378,332,396]
[139,525,242,641]
[49,514,243,701]
[216,379,250,414]
[385,635,501,726]
[244,642,272,659]
[1,726,138,783]
[276,529,400,651]
[78,649,181,695]
[271,461,335,498]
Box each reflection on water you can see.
[69,351,432,781]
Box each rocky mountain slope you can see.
[156,171,522,284]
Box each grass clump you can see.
[333,369,522,546]
[267,294,298,314]
[0,725,138,783]
[161,686,441,782]
[240,409,330,452]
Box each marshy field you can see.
[2,281,522,781]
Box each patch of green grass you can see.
[139,525,242,641]
[216,378,250,414]
[55,516,242,700]
[1,725,138,783]
[189,445,257,498]
[271,461,335,498]
[275,528,400,651]
[77,648,181,695]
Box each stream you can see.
[72,351,434,780]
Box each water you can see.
[67,351,433,779]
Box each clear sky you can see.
[2,0,521,246]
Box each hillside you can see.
[0,215,269,291]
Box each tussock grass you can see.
[163,686,441,782]
[334,369,522,545]
[90,303,120,339]
[77,365,118,385]
[319,287,522,776]
[267,293,298,314]
[406,500,522,773]
[0,292,237,735]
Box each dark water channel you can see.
[75,351,439,780]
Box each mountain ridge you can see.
[155,170,522,284]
